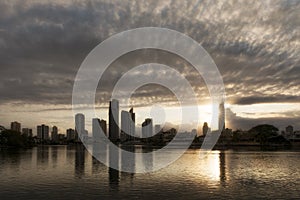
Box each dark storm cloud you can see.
[232,95,300,105]
[0,0,299,107]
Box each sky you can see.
[0,0,299,135]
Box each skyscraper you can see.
[92,118,107,141]
[37,124,49,141]
[121,108,135,141]
[142,118,153,139]
[51,126,58,142]
[75,113,85,142]
[66,128,75,141]
[11,121,21,132]
[202,122,209,136]
[129,108,135,138]
[219,103,225,132]
[109,99,119,141]
[22,128,33,137]
[100,119,107,135]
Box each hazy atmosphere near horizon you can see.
[0,0,299,134]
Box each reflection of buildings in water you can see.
[142,147,153,172]
[66,145,74,165]
[92,143,107,174]
[199,151,227,184]
[50,146,58,167]
[120,146,135,186]
[37,146,49,166]
[109,144,119,170]
[75,144,85,178]
[121,146,135,173]
[108,145,120,189]
[92,158,102,174]
[109,167,119,190]
[219,151,226,183]
[66,145,75,174]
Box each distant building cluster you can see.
[2,114,89,145]
[93,99,155,144]
[2,100,300,148]
[91,100,225,145]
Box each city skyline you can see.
[0,1,299,134]
[2,99,225,137]
[0,1,299,199]
[3,101,300,140]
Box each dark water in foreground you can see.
[0,145,299,200]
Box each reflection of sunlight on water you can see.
[202,152,220,181]
[2,147,300,199]
[198,151,220,182]
[174,150,226,188]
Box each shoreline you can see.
[2,142,300,151]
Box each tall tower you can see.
[51,126,58,142]
[202,122,208,136]
[92,118,107,141]
[218,103,225,132]
[75,113,85,141]
[129,108,135,139]
[66,128,75,141]
[11,121,21,132]
[142,118,153,139]
[22,128,33,137]
[109,99,119,141]
[121,108,135,141]
[37,124,49,141]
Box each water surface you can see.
[0,146,299,199]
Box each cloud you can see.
[0,0,299,105]
[226,108,300,131]
[232,95,300,105]
[0,0,299,131]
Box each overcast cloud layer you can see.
[0,0,299,132]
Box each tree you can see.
[0,130,34,148]
[248,124,279,144]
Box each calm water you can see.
[0,145,299,200]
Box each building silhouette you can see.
[100,119,107,135]
[219,103,225,132]
[22,128,33,137]
[129,108,135,140]
[75,113,85,140]
[66,128,75,141]
[142,118,153,139]
[109,99,119,141]
[51,126,58,142]
[37,124,49,141]
[11,121,21,132]
[92,118,107,141]
[202,122,209,136]
[121,108,135,141]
